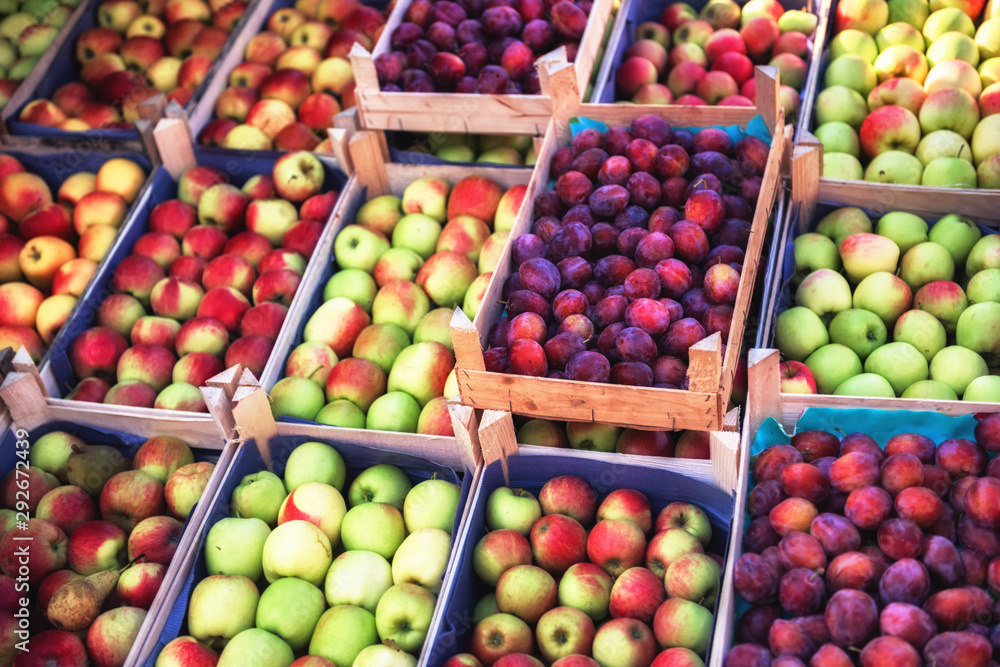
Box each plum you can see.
[557,314,594,341]
[975,412,1000,452]
[809,644,852,667]
[597,322,626,362]
[627,172,661,210]
[791,431,840,462]
[481,5,522,37]
[562,204,595,226]
[589,185,630,218]
[579,281,604,305]
[878,558,931,606]
[769,619,815,661]
[552,289,588,322]
[686,173,723,198]
[921,464,951,497]
[550,0,587,40]
[724,644,773,667]
[737,606,782,645]
[484,346,509,372]
[549,221,592,262]
[829,452,880,493]
[477,64,510,93]
[534,190,566,218]
[826,551,876,592]
[564,350,610,382]
[809,513,859,557]
[839,433,884,463]
[754,444,804,483]
[609,362,653,386]
[617,227,649,256]
[659,317,707,358]
[926,501,956,541]
[879,602,936,650]
[923,632,992,667]
[877,518,923,560]
[894,486,943,528]
[703,305,733,339]
[598,155,632,186]
[623,268,660,300]
[880,453,923,495]
[654,259,691,300]
[654,145,690,179]
[735,136,769,176]
[936,438,987,478]
[512,233,546,265]
[507,311,547,345]
[966,476,1000,530]
[557,257,592,289]
[691,151,734,182]
[590,222,619,255]
[543,332,586,370]
[594,255,637,286]
[779,463,830,505]
[634,232,674,269]
[770,498,819,536]
[660,176,689,208]
[593,295,627,329]
[616,327,657,364]
[571,147,609,180]
[652,355,686,387]
[518,257,560,299]
[554,171,594,207]
[825,589,878,648]
[713,217,752,249]
[507,290,550,319]
[509,339,547,376]
[778,531,827,572]
[952,475,979,513]
[924,586,993,631]
[958,514,1000,558]
[704,263,740,305]
[859,636,921,667]
[885,432,936,463]
[745,515,781,553]
[626,138,658,172]
[780,568,826,616]
[625,298,670,336]
[631,115,672,147]
[667,221,710,264]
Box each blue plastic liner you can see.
[594,0,814,105]
[426,453,735,666]
[141,433,474,666]
[44,149,347,398]
[570,113,774,146]
[765,202,999,347]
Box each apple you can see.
[536,606,595,663]
[805,344,864,394]
[592,618,657,667]
[188,575,260,649]
[67,520,126,575]
[914,280,968,332]
[165,460,214,519]
[815,122,861,159]
[956,301,1000,365]
[133,435,194,484]
[828,308,888,360]
[864,150,925,184]
[29,431,84,482]
[401,177,449,222]
[780,360,818,394]
[486,488,541,535]
[471,613,534,667]
[324,270,378,314]
[930,345,989,396]
[255,576,325,652]
[963,374,1000,401]
[893,309,948,362]
[900,241,955,290]
[325,549,393,613]
[118,561,166,609]
[341,502,406,560]
[99,470,166,533]
[309,604,379,667]
[774,306,830,361]
[853,271,913,326]
[876,211,929,254]
[262,519,332,586]
[155,636,220,666]
[930,214,982,267]
[795,270,853,322]
[652,598,713,657]
[403,477,461,534]
[284,441,346,493]
[587,519,646,578]
[392,214,443,260]
[835,373,897,396]
[865,340,929,395]
[273,151,325,202]
[35,486,99,535]
[277,481,347,548]
[304,296,371,358]
[87,607,147,667]
[391,527,451,594]
[354,643,418,667]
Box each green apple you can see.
[825,54,878,95]
[217,628,293,667]
[864,151,924,184]
[873,45,929,84]
[387,341,455,407]
[403,477,462,533]
[392,214,443,260]
[929,345,989,395]
[968,268,1000,303]
[205,517,271,581]
[922,157,978,187]
[824,153,865,179]
[374,247,424,287]
[436,144,476,162]
[354,643,418,667]
[833,373,897,397]
[270,377,325,421]
[900,242,955,290]
[401,177,450,222]
[309,605,379,667]
[348,464,412,509]
[474,594,499,622]
[232,471,287,527]
[956,301,1000,365]
[375,583,437,654]
[795,269,853,322]
[901,379,958,399]
[815,122,861,158]
[923,7,974,42]
[334,225,390,273]
[794,233,842,286]
[517,419,569,447]
[778,9,818,32]
[354,323,411,373]
[315,400,367,428]
[392,527,452,593]
[372,281,431,336]
[341,502,406,559]
[415,308,457,352]
[963,375,1000,401]
[864,341,929,395]
[284,441,346,493]
[876,211,928,254]
[324,269,378,313]
[646,598,713,657]
[876,21,926,51]
[262,520,333,586]
[828,309,888,360]
[774,306,830,361]
[927,31,978,67]
[929,214,982,267]
[188,575,259,648]
[285,342,339,386]
[972,114,1000,165]
[840,233,900,283]
[486,487,541,535]
[815,86,870,128]
[916,130,973,165]
[29,431,84,482]
[831,29,879,62]
[805,344,863,394]
[816,207,873,246]
[966,234,1000,275]
[914,280,968,332]
[356,194,403,236]
[567,422,621,452]
[981,57,1000,86]
[893,309,947,361]
[255,577,326,651]
[325,550,394,613]
[367,391,421,432]
[888,0,929,27]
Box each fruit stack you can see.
[0,151,149,364]
[610,0,814,116]
[374,0,597,94]
[150,436,466,666]
[727,409,1000,667]
[430,452,732,667]
[13,0,248,131]
[511,415,711,459]
[267,173,526,434]
[196,0,390,151]
[49,151,343,412]
[1,427,220,665]
[391,132,537,166]
[0,0,77,109]
[813,0,1000,186]
[775,205,1000,400]
[457,110,776,429]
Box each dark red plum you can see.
[691,151,734,182]
[723,195,754,222]
[668,221,710,264]
[966,476,1000,529]
[923,632,992,667]
[652,355,686,386]
[593,294,627,329]
[521,18,553,53]
[597,321,626,362]
[481,5,522,36]
[881,453,924,495]
[430,1,467,25]
[735,552,780,605]
[590,222,618,255]
[457,18,484,44]
[924,587,994,631]
[616,227,649,256]
[745,515,781,553]
[507,311,546,345]
[877,518,923,560]
[987,456,1000,478]
[507,290,550,319]
[660,177,689,208]
[738,606,782,645]
[543,332,586,370]
[594,255,637,286]
[488,314,510,347]
[693,128,733,155]
[736,136,770,176]
[562,204,595,226]
[549,222,592,261]
[926,502,956,540]
[844,485,892,530]
[552,289,587,322]
[406,40,437,69]
[605,126,632,155]
[623,267,660,300]
[477,64,510,93]
[825,589,878,648]
[557,257,591,289]
[894,486,942,528]
[598,156,631,186]
[458,42,488,75]
[879,602,936,650]
[589,185,630,218]
[509,339,546,376]
[551,0,587,39]
[922,535,965,588]
[778,531,827,571]
[780,568,826,616]
[789,431,839,463]
[401,69,436,91]
[660,298,684,322]
[885,432,936,463]
[925,465,953,498]
[426,21,458,50]
[975,412,1000,452]
[958,514,1000,558]
[551,147,575,177]
[518,256,560,299]
[626,138,658,172]
[632,232,674,269]
[532,216,560,242]
[654,145,690,178]
[685,173,723,198]
[653,259,691,299]
[660,317,707,358]
[511,234,546,266]
[681,288,711,321]
[455,76,478,92]
[725,644,773,667]
[878,558,931,606]
[779,463,830,505]
[952,476,978,513]
[826,551,876,592]
[484,346,509,372]
[571,148,610,180]
[810,513,859,557]
[741,176,762,205]
[810,644,852,667]
[937,438,987,477]
[713,218,752,250]
[609,362,653,386]
[631,114,672,147]
[795,615,833,648]
[534,190,566,218]
[625,298,670,336]
[558,314,594,341]
[750,480,786,517]
[704,263,740,305]
[616,327,657,364]
[859,637,922,667]
[375,52,405,84]
[685,190,726,234]
[626,172,661,210]
[571,128,604,154]
[391,22,424,48]
[580,281,604,305]
[522,70,540,94]
[840,433,884,463]
[769,619,815,661]
[565,350,610,382]
[554,171,593,207]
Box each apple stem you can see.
[124,553,146,570]
[305,364,324,381]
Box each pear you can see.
[47,568,122,631]
[65,444,131,496]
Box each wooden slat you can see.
[447,399,482,471]
[479,409,519,483]
[710,408,742,495]
[153,119,197,179]
[817,179,1000,226]
[349,130,391,196]
[232,385,276,471]
[791,143,821,230]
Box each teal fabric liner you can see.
[569,114,774,147]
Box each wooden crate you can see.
[709,348,1000,665]
[801,0,998,220]
[0,364,237,667]
[426,405,742,667]
[254,130,535,471]
[449,67,787,432]
[762,143,1000,409]
[348,0,616,134]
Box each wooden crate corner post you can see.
[478,409,519,483]
[348,129,391,197]
[232,384,278,472]
[447,399,483,472]
[791,140,822,230]
[746,348,782,440]
[709,408,742,496]
[153,117,197,179]
[688,332,723,395]
[539,57,582,142]
[753,66,780,137]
